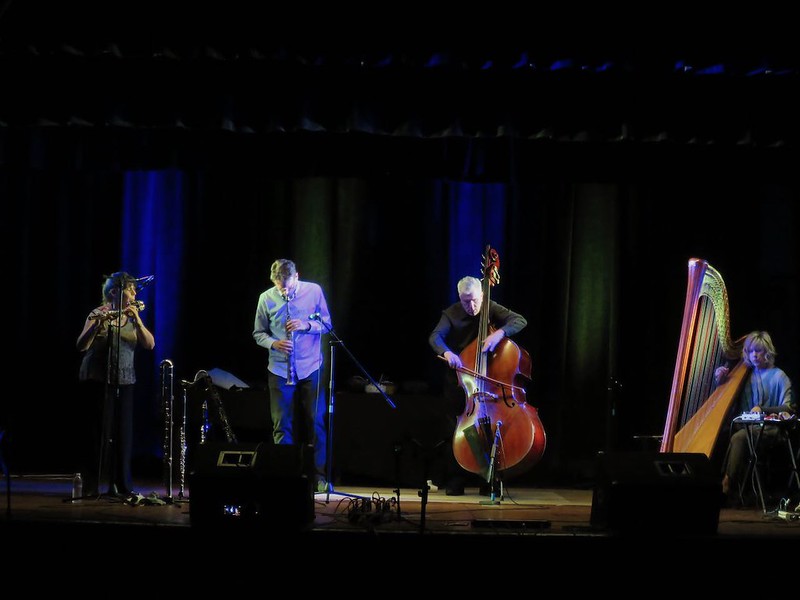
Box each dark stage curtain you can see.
[5,161,799,485]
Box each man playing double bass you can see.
[428,275,527,496]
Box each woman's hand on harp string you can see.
[715,366,730,385]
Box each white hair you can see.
[457,276,481,295]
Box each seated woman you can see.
[716,331,795,501]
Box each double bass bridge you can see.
[463,391,499,417]
[470,390,498,403]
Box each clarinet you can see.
[285,291,298,386]
[178,385,188,500]
[160,359,174,502]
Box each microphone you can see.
[135,275,155,290]
[308,312,321,321]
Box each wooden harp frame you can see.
[660,258,747,456]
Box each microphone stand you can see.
[479,421,503,506]
[314,318,395,504]
[103,278,127,501]
[1,429,10,519]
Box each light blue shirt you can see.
[253,280,332,380]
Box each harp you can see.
[660,258,748,456]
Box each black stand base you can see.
[478,479,504,505]
[316,484,367,502]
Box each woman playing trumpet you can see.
[76,271,155,499]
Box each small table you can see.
[732,415,800,513]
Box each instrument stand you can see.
[316,323,396,503]
[164,382,191,506]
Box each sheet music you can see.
[207,367,250,390]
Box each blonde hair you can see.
[742,330,777,368]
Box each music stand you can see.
[314,320,396,502]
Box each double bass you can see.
[452,246,546,481]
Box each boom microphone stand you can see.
[313,317,396,502]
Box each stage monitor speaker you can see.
[590,451,722,535]
[189,442,314,530]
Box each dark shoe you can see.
[444,475,465,496]
[108,485,131,498]
[445,485,465,496]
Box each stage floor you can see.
[6,472,800,587]
[4,474,800,542]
